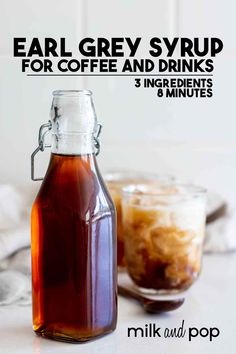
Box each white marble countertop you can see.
[0,253,235,354]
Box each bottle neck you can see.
[51,133,95,155]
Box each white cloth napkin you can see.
[0,185,26,230]
[0,184,31,262]
[0,224,30,261]
[205,208,236,252]
[204,192,236,252]
[0,185,31,305]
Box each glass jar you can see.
[31,90,117,342]
[122,183,206,294]
[105,172,175,268]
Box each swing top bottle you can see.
[31,90,117,342]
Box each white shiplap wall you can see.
[0,0,235,204]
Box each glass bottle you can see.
[31,90,117,342]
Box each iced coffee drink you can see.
[122,184,206,293]
[105,172,174,268]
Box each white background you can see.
[0,0,235,203]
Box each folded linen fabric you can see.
[0,223,30,261]
[0,184,30,261]
[204,192,236,252]
[0,185,31,305]
[0,269,31,306]
[204,208,236,252]
[0,185,27,230]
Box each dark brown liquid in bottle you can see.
[31,153,117,342]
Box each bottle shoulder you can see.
[32,155,115,219]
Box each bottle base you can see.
[34,325,116,343]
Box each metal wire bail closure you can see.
[31,121,102,181]
[31,121,52,181]
[94,123,102,156]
